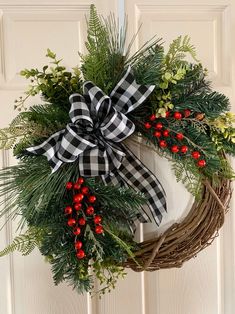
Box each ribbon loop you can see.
[100,106,135,142]
[110,66,155,114]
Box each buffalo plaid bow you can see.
[26,67,166,225]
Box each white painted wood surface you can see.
[0,1,234,313]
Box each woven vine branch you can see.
[125,177,231,271]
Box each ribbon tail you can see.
[26,130,65,173]
[110,144,167,226]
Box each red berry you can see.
[73,193,84,203]
[171,145,179,153]
[81,186,89,195]
[73,227,81,235]
[74,203,82,211]
[77,177,84,185]
[94,215,102,224]
[174,112,182,120]
[86,206,95,215]
[176,133,184,140]
[163,130,170,137]
[144,122,152,129]
[76,249,85,259]
[78,217,86,226]
[64,206,73,215]
[191,151,201,159]
[197,159,206,167]
[165,111,170,118]
[159,140,167,148]
[73,183,81,190]
[180,146,188,153]
[149,114,156,121]
[155,122,163,130]
[95,225,104,234]
[67,218,76,227]
[89,195,96,203]
[75,241,83,250]
[66,182,73,190]
[154,131,161,138]
[184,109,191,117]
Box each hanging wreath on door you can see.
[0,5,234,295]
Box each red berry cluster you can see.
[144,110,206,168]
[65,177,104,260]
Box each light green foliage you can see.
[0,127,27,150]
[159,66,187,90]
[172,160,203,199]
[154,36,200,116]
[152,90,174,117]
[209,112,235,151]
[0,227,43,257]
[0,114,42,150]
[15,49,81,111]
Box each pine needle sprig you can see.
[171,63,211,101]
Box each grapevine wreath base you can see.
[0,5,235,295]
[126,176,231,271]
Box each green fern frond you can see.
[165,35,199,68]
[0,227,44,257]
[0,127,28,150]
[172,160,203,198]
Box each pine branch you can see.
[175,91,230,118]
[104,227,139,265]
[131,44,164,85]
[171,63,211,100]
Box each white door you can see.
[0,1,234,314]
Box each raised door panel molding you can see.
[125,2,231,87]
[0,7,86,90]
[0,150,15,314]
[0,1,117,90]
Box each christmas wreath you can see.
[0,5,234,295]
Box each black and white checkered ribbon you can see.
[26,67,166,225]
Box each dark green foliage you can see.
[131,44,164,85]
[219,140,235,157]
[12,104,69,155]
[20,104,69,129]
[0,156,145,293]
[174,91,230,118]
[80,5,126,93]
[170,63,211,100]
